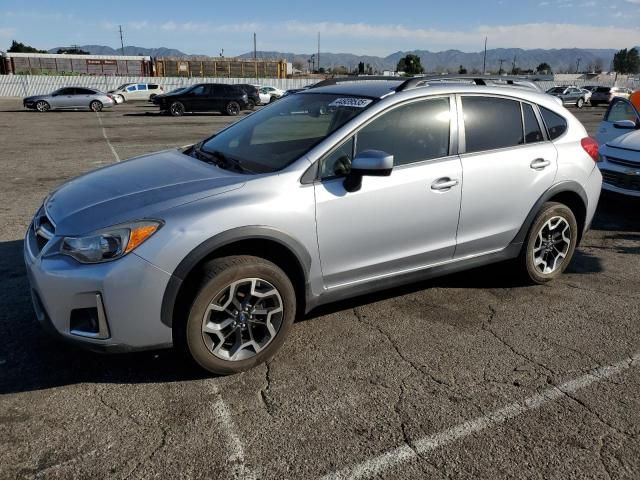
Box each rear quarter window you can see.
[539,107,568,140]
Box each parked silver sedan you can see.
[23,87,115,112]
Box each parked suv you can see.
[590,86,632,107]
[236,84,262,109]
[25,77,602,374]
[152,83,249,116]
[546,86,587,108]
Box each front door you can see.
[455,96,558,257]
[314,96,463,289]
[596,98,640,145]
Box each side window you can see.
[606,99,639,123]
[76,88,94,95]
[462,96,523,152]
[540,106,568,140]
[58,88,74,95]
[355,98,450,167]
[126,85,137,92]
[148,84,158,90]
[522,103,544,144]
[191,85,206,96]
[320,137,354,179]
[136,84,147,91]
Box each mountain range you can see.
[49,44,636,73]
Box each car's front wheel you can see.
[225,101,241,116]
[35,100,50,112]
[170,101,185,116]
[182,255,296,375]
[521,202,578,284]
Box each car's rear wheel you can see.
[90,100,103,112]
[181,255,296,375]
[35,100,50,112]
[520,202,578,284]
[170,101,185,116]
[576,98,585,109]
[116,94,124,103]
[225,101,241,116]
[247,99,255,110]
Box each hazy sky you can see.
[1,0,639,56]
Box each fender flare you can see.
[510,180,588,246]
[160,226,312,327]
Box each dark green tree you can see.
[7,40,47,53]
[458,65,468,74]
[396,54,424,75]
[358,61,365,74]
[56,47,90,54]
[536,62,552,74]
[613,48,640,74]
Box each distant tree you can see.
[56,47,90,54]
[318,67,326,74]
[332,65,348,75]
[593,58,604,73]
[358,61,365,74]
[7,40,47,53]
[458,65,468,74]
[613,48,640,74]
[396,54,424,75]
[536,62,552,74]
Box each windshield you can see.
[200,93,374,173]
[547,87,565,94]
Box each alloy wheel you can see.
[201,278,284,361]
[36,100,49,112]
[533,216,572,274]
[170,102,185,116]
[227,102,240,116]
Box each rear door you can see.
[455,95,558,257]
[135,84,148,100]
[185,85,209,111]
[596,97,640,145]
[74,88,95,108]
[52,88,77,108]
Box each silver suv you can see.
[24,77,603,374]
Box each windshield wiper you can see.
[194,144,253,174]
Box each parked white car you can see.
[596,97,640,145]
[109,83,164,102]
[598,130,640,197]
[259,86,285,102]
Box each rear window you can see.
[540,107,568,140]
[596,87,611,93]
[148,84,159,90]
[462,96,523,153]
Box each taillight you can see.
[581,137,599,162]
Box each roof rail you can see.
[308,74,542,93]
[396,75,542,92]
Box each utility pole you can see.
[253,33,257,61]
[317,32,321,73]
[482,36,487,75]
[576,57,581,74]
[511,55,517,74]
[118,25,125,56]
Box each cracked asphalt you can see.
[0,99,639,480]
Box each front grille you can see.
[601,169,640,192]
[31,209,56,255]
[606,156,640,168]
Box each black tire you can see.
[116,94,125,103]
[90,100,103,112]
[225,101,241,116]
[180,255,296,375]
[576,98,584,109]
[520,202,578,284]
[35,100,50,112]
[247,99,255,110]
[170,101,185,116]
[591,101,599,107]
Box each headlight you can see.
[60,220,161,264]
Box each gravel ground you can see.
[0,99,638,480]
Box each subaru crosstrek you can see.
[25,77,603,374]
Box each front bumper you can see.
[24,218,174,352]
[598,155,640,198]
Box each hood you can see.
[46,149,245,235]
[24,95,48,101]
[606,130,640,150]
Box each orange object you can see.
[125,224,159,253]
[631,90,640,112]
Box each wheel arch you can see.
[512,181,588,247]
[161,226,311,328]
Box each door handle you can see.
[430,177,459,191]
[530,158,551,170]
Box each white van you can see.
[109,83,164,102]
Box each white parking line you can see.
[95,112,120,162]
[321,353,640,480]
[209,382,256,480]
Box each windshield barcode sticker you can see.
[328,98,373,108]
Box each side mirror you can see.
[613,119,638,130]
[343,150,393,192]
